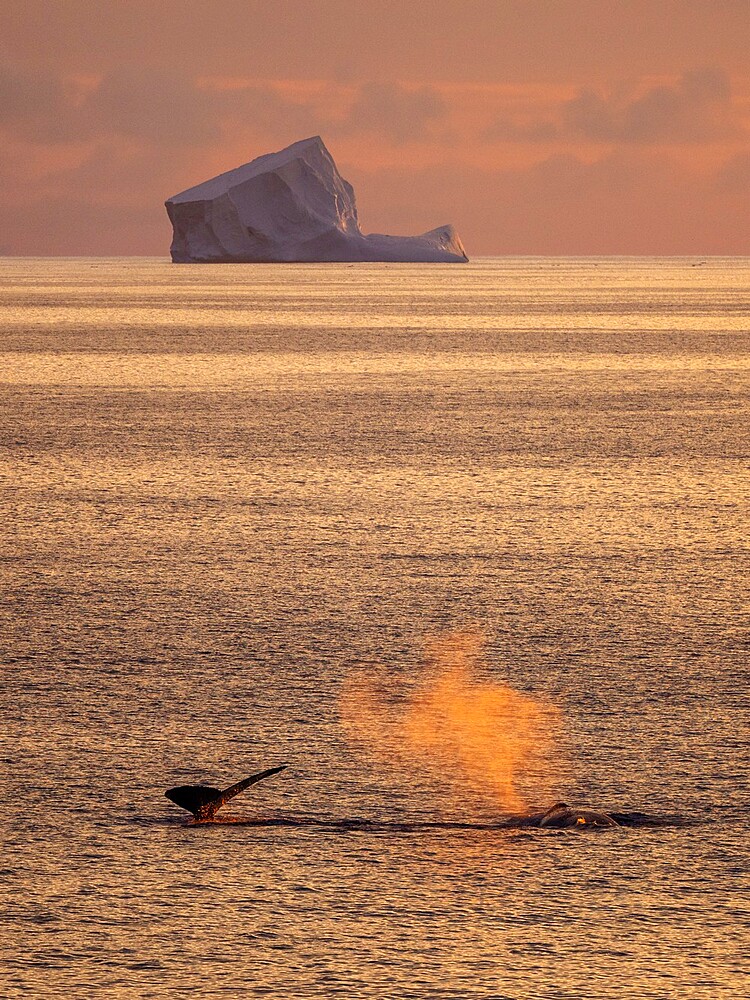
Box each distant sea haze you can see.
[2,256,748,998]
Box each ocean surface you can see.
[1,257,748,998]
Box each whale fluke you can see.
[165,765,287,820]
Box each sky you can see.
[1,0,749,255]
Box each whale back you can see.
[538,802,572,827]
[538,802,619,828]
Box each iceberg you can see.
[165,136,468,263]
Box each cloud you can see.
[0,60,329,147]
[0,61,83,142]
[0,61,226,145]
[334,81,447,143]
[485,68,745,146]
[484,117,558,142]
[564,67,740,143]
[85,67,224,145]
[0,61,448,150]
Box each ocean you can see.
[1,256,748,998]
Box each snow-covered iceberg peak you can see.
[165,136,468,263]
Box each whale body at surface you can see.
[515,802,621,829]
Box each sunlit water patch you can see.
[1,257,749,999]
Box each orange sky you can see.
[1,0,749,255]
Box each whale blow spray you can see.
[339,628,566,811]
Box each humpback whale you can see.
[165,766,287,821]
[516,802,620,829]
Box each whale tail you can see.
[217,766,287,808]
[165,765,287,820]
